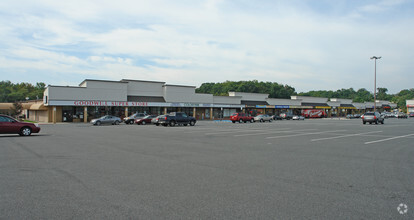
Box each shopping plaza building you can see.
[0,79,401,123]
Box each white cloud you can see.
[0,0,413,93]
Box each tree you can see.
[10,102,23,118]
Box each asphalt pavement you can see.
[1,118,413,219]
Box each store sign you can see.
[315,106,331,109]
[47,100,244,108]
[407,105,414,107]
[256,105,266,108]
[48,100,149,106]
[275,105,289,109]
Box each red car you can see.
[0,114,41,136]
[135,115,157,125]
[230,113,254,123]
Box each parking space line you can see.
[205,128,277,135]
[364,133,414,145]
[311,131,383,142]
[265,130,347,139]
[234,129,317,137]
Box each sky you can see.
[0,0,413,94]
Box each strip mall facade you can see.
[1,79,398,123]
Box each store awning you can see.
[241,100,269,105]
[0,103,13,110]
[29,103,48,110]
[127,96,166,102]
[340,104,355,107]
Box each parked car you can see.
[123,113,147,124]
[135,115,157,125]
[152,115,165,126]
[0,114,41,136]
[353,114,361,118]
[361,112,384,125]
[272,115,282,120]
[292,115,305,120]
[91,115,121,126]
[254,114,273,122]
[230,113,254,123]
[346,114,355,119]
[409,112,414,117]
[156,112,196,127]
[280,112,293,120]
[397,112,408,119]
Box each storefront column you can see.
[53,107,56,124]
[125,107,128,117]
[193,107,196,117]
[164,107,167,115]
[83,106,88,123]
[210,107,213,120]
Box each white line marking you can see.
[311,131,383,142]
[205,129,271,135]
[364,133,414,144]
[233,129,317,137]
[265,130,347,139]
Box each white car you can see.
[292,115,305,120]
[254,114,273,122]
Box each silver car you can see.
[254,114,273,122]
[361,112,384,124]
[91,115,122,126]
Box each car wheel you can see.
[20,127,32,136]
[190,120,196,126]
[170,121,176,127]
[114,121,120,125]
[239,119,243,123]
[369,122,372,124]
[250,119,254,123]
[260,119,264,122]
[129,121,134,124]
[142,121,146,125]
[96,121,101,126]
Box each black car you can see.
[272,115,282,120]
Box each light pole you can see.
[370,56,381,112]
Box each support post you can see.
[84,106,88,123]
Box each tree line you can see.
[0,81,46,102]
[196,80,414,111]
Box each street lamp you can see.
[370,56,381,112]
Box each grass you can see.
[22,119,38,123]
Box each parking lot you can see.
[1,118,413,219]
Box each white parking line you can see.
[364,133,414,145]
[233,129,317,137]
[265,130,347,139]
[205,128,274,135]
[311,131,383,142]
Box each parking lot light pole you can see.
[370,56,381,112]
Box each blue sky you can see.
[0,0,413,93]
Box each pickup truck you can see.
[156,112,196,127]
